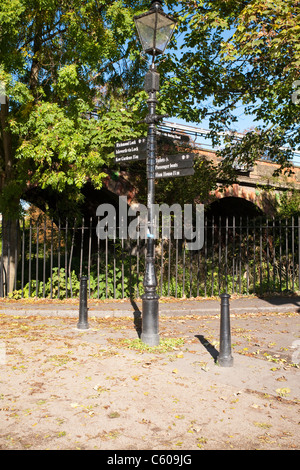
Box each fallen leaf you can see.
[276,387,291,397]
[142,362,151,368]
[276,376,287,382]
[254,422,272,429]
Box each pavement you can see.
[0,294,299,318]
[0,294,299,450]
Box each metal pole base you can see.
[77,276,89,330]
[140,332,159,347]
[218,293,233,367]
[218,354,234,368]
[141,293,159,346]
[76,320,89,330]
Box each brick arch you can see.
[103,173,137,204]
[208,183,277,216]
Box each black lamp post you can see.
[134,1,176,346]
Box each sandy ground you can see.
[0,305,299,451]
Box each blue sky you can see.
[167,15,262,134]
[164,22,300,166]
[166,114,300,167]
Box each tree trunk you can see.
[0,18,43,295]
[1,217,20,295]
[0,97,20,295]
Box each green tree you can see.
[161,0,300,174]
[277,187,300,218]
[0,0,149,292]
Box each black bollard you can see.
[218,293,233,367]
[77,276,89,330]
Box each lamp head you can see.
[134,1,176,57]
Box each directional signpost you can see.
[155,153,195,179]
[114,134,195,179]
[156,129,190,143]
[114,137,147,163]
[155,167,195,179]
[156,153,194,165]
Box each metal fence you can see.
[1,215,299,299]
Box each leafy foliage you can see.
[161,0,300,173]
[9,264,139,300]
[0,0,147,217]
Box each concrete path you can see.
[0,295,299,450]
[0,295,299,318]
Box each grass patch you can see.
[115,337,185,354]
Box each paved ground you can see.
[0,293,299,317]
[0,295,299,452]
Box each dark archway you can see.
[205,197,264,220]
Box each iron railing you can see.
[1,215,299,299]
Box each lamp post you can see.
[134,1,176,346]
